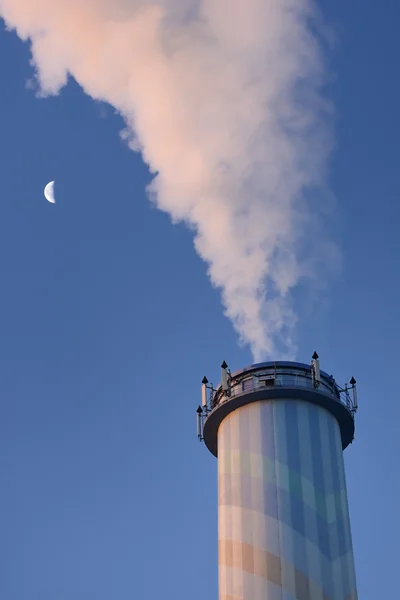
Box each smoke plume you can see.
[0,0,333,360]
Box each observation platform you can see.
[200,361,357,458]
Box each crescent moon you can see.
[44,181,56,204]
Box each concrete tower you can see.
[197,356,358,600]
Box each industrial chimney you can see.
[197,356,358,600]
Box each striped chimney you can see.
[198,358,358,600]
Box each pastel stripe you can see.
[218,399,357,600]
[219,452,348,521]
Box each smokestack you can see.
[199,356,358,600]
[0,0,334,360]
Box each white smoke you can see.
[0,0,334,360]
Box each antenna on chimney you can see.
[311,351,321,388]
[221,361,231,396]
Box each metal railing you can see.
[197,360,358,443]
[206,368,356,417]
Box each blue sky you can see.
[0,1,399,599]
